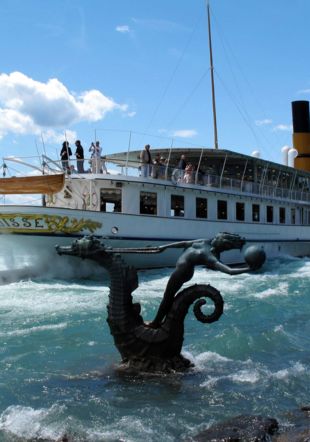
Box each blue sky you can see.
[0,0,310,165]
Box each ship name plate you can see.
[0,213,102,234]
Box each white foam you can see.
[229,368,261,383]
[0,322,67,338]
[0,404,66,440]
[199,359,307,388]
[274,324,284,333]
[253,281,289,299]
[195,351,232,365]
[0,282,106,320]
[200,376,220,388]
[191,350,233,375]
[271,362,306,380]
[290,261,310,278]
[200,362,261,388]
[0,235,108,283]
[85,416,156,442]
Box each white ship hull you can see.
[0,204,309,272]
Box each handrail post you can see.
[125,131,132,176]
[165,139,174,180]
[195,148,204,184]
[219,154,227,188]
[240,159,248,192]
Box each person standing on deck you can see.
[140,144,152,177]
[89,141,102,173]
[98,140,108,174]
[60,141,72,171]
[178,154,186,170]
[183,163,194,183]
[75,140,84,173]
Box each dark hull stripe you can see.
[1,231,310,243]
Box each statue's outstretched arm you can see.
[154,238,209,253]
[106,240,204,255]
[213,261,250,275]
[106,239,212,255]
[156,240,198,251]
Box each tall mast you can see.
[207,1,219,149]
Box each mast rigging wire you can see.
[143,13,203,137]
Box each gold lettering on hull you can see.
[0,213,102,234]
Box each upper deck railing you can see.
[43,156,310,204]
[2,154,310,205]
[66,157,310,204]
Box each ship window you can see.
[252,204,260,222]
[100,189,122,212]
[291,208,296,224]
[279,207,286,224]
[196,197,207,218]
[266,205,273,223]
[217,200,227,220]
[236,202,245,221]
[140,191,157,215]
[300,207,304,224]
[171,194,184,217]
[64,185,72,199]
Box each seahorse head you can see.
[56,235,105,258]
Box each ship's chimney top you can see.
[291,100,310,172]
[291,100,310,133]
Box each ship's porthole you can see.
[111,227,118,234]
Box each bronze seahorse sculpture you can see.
[56,233,265,373]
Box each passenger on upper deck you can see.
[69,164,77,174]
[140,144,152,178]
[183,163,194,184]
[60,141,72,171]
[159,156,166,179]
[99,141,108,174]
[100,156,108,174]
[178,154,187,171]
[89,141,102,173]
[151,153,161,178]
[75,140,84,173]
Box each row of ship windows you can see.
[101,189,309,224]
[140,192,305,224]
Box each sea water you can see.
[0,255,309,441]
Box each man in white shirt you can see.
[89,141,102,173]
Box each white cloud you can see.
[255,119,272,126]
[298,88,310,94]
[0,109,36,137]
[272,124,292,132]
[40,129,77,145]
[116,25,130,33]
[172,129,197,138]
[0,71,128,139]
[2,193,41,205]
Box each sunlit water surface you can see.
[0,254,309,441]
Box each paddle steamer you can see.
[0,100,310,268]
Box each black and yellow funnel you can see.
[292,100,310,171]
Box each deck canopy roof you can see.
[106,147,310,183]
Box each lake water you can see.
[0,255,309,441]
